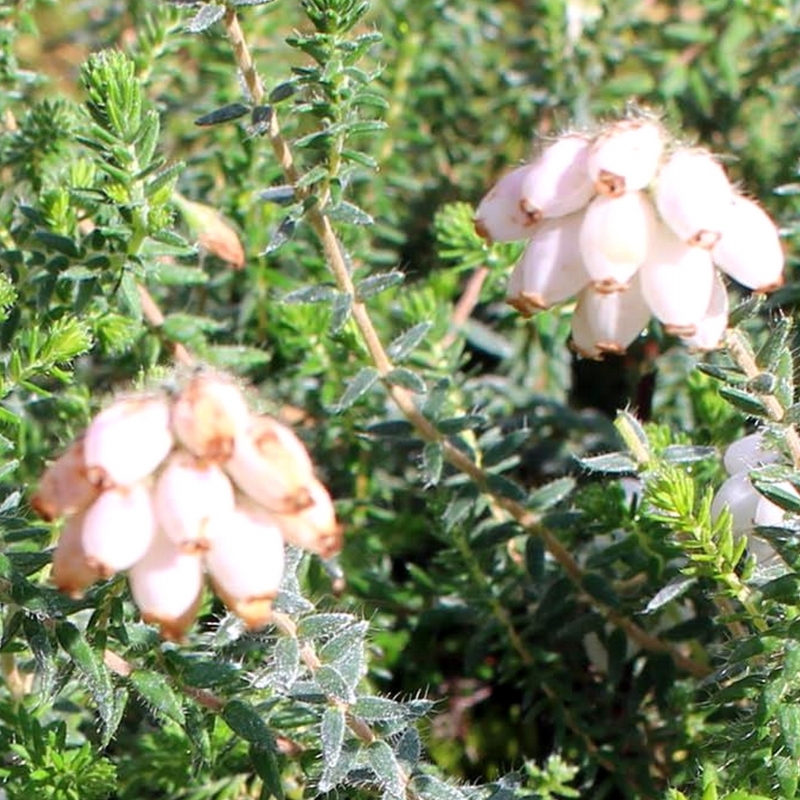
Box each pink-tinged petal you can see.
[579,192,657,292]
[712,195,784,292]
[639,224,715,336]
[204,502,286,629]
[32,437,101,521]
[224,415,315,513]
[171,372,250,463]
[506,212,590,315]
[588,118,664,196]
[711,472,759,534]
[82,483,157,577]
[519,134,595,221]
[129,528,204,641]
[154,452,235,551]
[84,396,173,489]
[271,478,342,559]
[570,276,651,358]
[655,149,735,248]
[51,511,101,597]
[474,164,539,242]
[680,272,729,352]
[723,432,780,476]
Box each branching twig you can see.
[220,10,710,681]
[725,328,800,468]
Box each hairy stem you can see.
[725,328,800,468]
[221,10,710,681]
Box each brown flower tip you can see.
[595,169,625,198]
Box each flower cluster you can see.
[711,432,796,568]
[475,117,785,357]
[32,372,341,639]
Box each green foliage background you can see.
[1,1,800,798]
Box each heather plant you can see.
[3,2,800,799]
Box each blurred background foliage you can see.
[2,0,800,798]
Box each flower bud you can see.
[518,134,595,223]
[83,396,173,489]
[51,511,101,597]
[712,195,784,292]
[128,528,205,641]
[31,438,101,521]
[639,224,715,336]
[225,415,315,513]
[752,485,798,567]
[154,452,235,552]
[204,502,285,629]
[171,373,250,462]
[474,164,540,242]
[505,212,590,315]
[81,483,157,577]
[579,192,657,292]
[587,118,664,196]
[723,432,779,475]
[272,478,342,559]
[680,272,729,352]
[711,472,759,535]
[174,193,245,269]
[570,276,650,358]
[655,149,734,248]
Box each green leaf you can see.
[130,670,185,726]
[194,103,250,127]
[283,284,338,304]
[356,271,404,299]
[354,697,408,723]
[269,82,297,103]
[422,442,443,485]
[577,452,638,474]
[33,231,81,258]
[386,322,431,362]
[222,699,274,747]
[437,415,485,434]
[271,636,301,691]
[315,664,356,703]
[329,292,352,334]
[327,201,373,226]
[528,477,576,510]
[186,3,225,32]
[485,473,527,503]
[753,481,800,514]
[395,727,421,767]
[718,385,769,417]
[760,574,800,605]
[298,613,356,640]
[320,706,346,773]
[367,740,405,798]
[250,743,284,800]
[385,367,426,394]
[582,573,620,609]
[335,367,380,411]
[645,577,695,613]
[144,161,184,198]
[56,623,121,745]
[319,623,369,664]
[779,705,800,759]
[118,271,143,321]
[661,445,716,464]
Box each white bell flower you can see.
[505,211,590,314]
[83,396,173,489]
[579,191,657,292]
